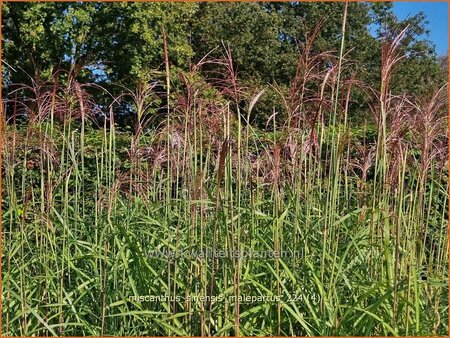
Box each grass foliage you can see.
[2,8,448,336]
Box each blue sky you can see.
[392,2,448,55]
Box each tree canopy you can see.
[2,2,447,125]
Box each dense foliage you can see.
[3,2,446,95]
[2,2,448,336]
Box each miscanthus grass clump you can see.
[2,11,448,337]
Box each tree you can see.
[2,2,445,126]
[2,2,196,87]
[369,2,446,96]
[191,2,285,83]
